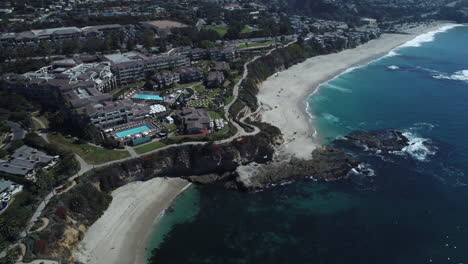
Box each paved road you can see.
[32,117,49,143]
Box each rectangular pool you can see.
[116,125,151,138]
[133,94,164,101]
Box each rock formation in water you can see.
[342,130,409,152]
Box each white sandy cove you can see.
[258,22,453,160]
[74,177,190,264]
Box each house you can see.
[0,180,23,203]
[176,107,211,135]
[0,146,57,179]
[206,71,225,88]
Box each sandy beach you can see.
[258,22,451,160]
[74,178,190,264]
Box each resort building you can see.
[78,100,151,129]
[206,71,225,88]
[103,52,189,85]
[2,60,116,106]
[176,67,204,83]
[139,20,188,35]
[149,71,180,90]
[207,47,239,61]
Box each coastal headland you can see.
[258,22,451,160]
[74,22,452,264]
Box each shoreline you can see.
[258,22,456,160]
[74,177,190,264]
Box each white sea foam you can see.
[385,51,400,57]
[327,83,352,93]
[388,65,400,70]
[401,132,436,161]
[322,113,340,123]
[416,66,443,74]
[433,70,468,82]
[399,24,462,48]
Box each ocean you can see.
[146,25,468,263]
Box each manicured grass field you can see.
[241,26,254,34]
[237,40,276,49]
[204,26,228,37]
[214,125,229,136]
[134,141,167,155]
[48,134,131,165]
[209,111,223,119]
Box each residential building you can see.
[176,107,211,135]
[176,67,203,83]
[208,47,239,61]
[149,71,180,90]
[0,146,56,178]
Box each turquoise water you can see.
[133,94,164,100]
[148,25,468,263]
[115,125,151,138]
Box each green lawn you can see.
[209,111,223,120]
[165,123,178,132]
[214,125,229,136]
[134,141,167,155]
[48,134,131,165]
[204,26,228,37]
[241,26,254,34]
[174,81,201,90]
[225,96,234,105]
[194,84,206,93]
[237,40,276,49]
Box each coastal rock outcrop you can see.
[234,146,365,191]
[341,130,409,152]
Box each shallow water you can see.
[147,25,468,264]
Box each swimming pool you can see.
[133,94,164,101]
[116,125,151,138]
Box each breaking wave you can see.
[388,65,400,70]
[400,132,436,162]
[433,70,468,82]
[399,24,462,48]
